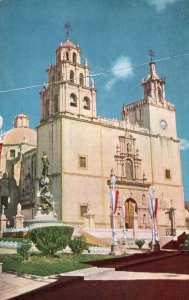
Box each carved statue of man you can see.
[41,151,50,177]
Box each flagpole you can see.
[110,175,118,247]
[149,186,160,252]
[154,217,159,242]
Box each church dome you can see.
[3,114,37,146]
[3,128,37,146]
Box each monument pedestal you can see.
[24,208,64,229]
[0,209,8,234]
[14,213,24,229]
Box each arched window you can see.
[79,73,84,86]
[66,52,69,61]
[58,71,61,81]
[125,159,133,180]
[158,87,162,102]
[73,52,76,64]
[45,99,49,118]
[54,95,58,113]
[70,70,74,83]
[147,87,151,96]
[83,97,90,110]
[70,93,77,107]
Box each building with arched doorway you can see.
[34,37,186,236]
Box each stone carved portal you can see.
[114,133,141,181]
[125,198,137,229]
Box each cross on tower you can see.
[64,23,73,38]
[149,49,155,61]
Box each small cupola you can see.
[14,114,29,128]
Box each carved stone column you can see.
[14,203,24,229]
[133,212,138,239]
[0,205,8,233]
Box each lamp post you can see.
[109,172,120,255]
[166,199,176,236]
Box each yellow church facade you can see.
[37,37,186,236]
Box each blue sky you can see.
[0,0,189,198]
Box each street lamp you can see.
[166,199,176,236]
[109,170,120,255]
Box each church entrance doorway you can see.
[125,198,137,229]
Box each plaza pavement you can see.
[0,272,56,300]
[1,253,189,300]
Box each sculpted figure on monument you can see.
[41,151,50,177]
[38,152,53,214]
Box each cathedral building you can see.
[37,37,186,235]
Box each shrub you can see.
[17,240,32,261]
[69,236,87,255]
[180,235,189,250]
[28,226,74,256]
[135,239,145,249]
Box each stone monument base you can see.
[24,208,64,229]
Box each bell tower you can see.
[123,59,177,138]
[40,37,97,122]
[142,61,165,104]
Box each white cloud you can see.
[105,56,133,91]
[147,0,179,12]
[180,138,189,151]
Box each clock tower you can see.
[124,61,177,139]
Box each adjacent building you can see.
[0,114,37,224]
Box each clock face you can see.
[160,119,167,129]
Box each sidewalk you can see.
[1,262,189,300]
[0,272,56,300]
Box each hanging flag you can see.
[148,189,158,219]
[153,198,158,218]
[148,198,153,219]
[114,191,119,214]
[110,190,115,213]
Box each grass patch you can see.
[0,252,126,276]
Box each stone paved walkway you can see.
[1,265,189,300]
[0,272,56,300]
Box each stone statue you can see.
[41,151,50,177]
[37,152,53,214]
[17,203,22,215]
